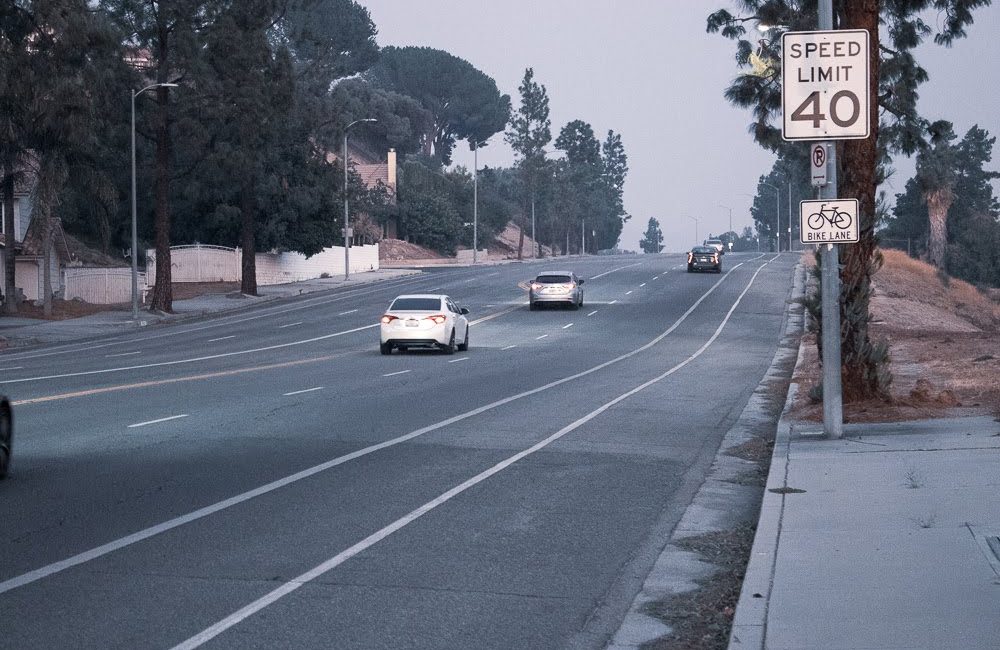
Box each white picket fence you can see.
[63,267,145,305]
[146,243,380,285]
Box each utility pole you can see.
[472,142,478,264]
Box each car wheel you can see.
[443,329,456,354]
[457,327,469,352]
[715,267,722,274]
[380,342,392,355]
[0,399,12,480]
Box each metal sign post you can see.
[781,0,864,438]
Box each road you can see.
[0,252,796,649]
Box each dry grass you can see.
[791,248,1000,422]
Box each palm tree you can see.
[916,121,959,269]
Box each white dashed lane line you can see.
[625,291,633,295]
[106,352,141,358]
[382,370,411,377]
[0,367,24,371]
[128,414,188,429]
[278,322,303,329]
[639,283,646,287]
[447,357,470,363]
[562,323,574,329]
[609,300,618,305]
[338,309,358,316]
[535,334,548,340]
[208,336,235,342]
[283,387,324,396]
[501,345,517,350]
[587,311,598,317]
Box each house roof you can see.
[19,215,72,263]
[356,163,391,190]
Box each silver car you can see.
[529,271,584,310]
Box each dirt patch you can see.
[377,238,444,261]
[790,249,1000,422]
[640,523,757,650]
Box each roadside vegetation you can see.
[1,0,630,316]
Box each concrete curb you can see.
[608,260,807,649]
[727,263,809,649]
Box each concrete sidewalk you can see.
[0,268,421,349]
[730,411,1000,649]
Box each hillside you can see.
[792,248,1000,422]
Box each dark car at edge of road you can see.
[0,395,11,480]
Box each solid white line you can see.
[128,414,188,428]
[338,309,358,316]
[625,291,633,295]
[447,357,469,363]
[171,256,777,650]
[207,336,235,342]
[535,334,548,340]
[587,311,598,317]
[277,322,303,329]
[283,387,323,396]
[562,323,574,329]
[0,255,774,597]
[106,351,141,358]
[382,370,411,377]
[501,345,517,350]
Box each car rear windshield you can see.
[692,247,715,254]
[389,297,441,311]
[535,275,572,284]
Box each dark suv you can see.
[1,396,11,479]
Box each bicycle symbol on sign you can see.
[807,203,852,230]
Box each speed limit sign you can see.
[781,30,870,141]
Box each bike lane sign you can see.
[800,199,859,244]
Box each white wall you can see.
[146,243,380,285]
[64,267,145,304]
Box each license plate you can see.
[405,320,419,327]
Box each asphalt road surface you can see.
[0,252,797,649]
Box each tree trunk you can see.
[833,0,890,402]
[517,224,524,260]
[2,170,17,314]
[240,179,258,296]
[925,189,953,268]
[150,83,173,313]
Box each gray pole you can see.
[130,89,138,321]
[531,193,536,258]
[130,83,177,320]
[581,219,585,255]
[763,183,780,252]
[788,182,793,251]
[343,131,350,280]
[819,0,843,438]
[473,144,478,264]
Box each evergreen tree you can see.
[640,218,664,253]
[505,68,552,259]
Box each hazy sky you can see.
[359,1,1000,252]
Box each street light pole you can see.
[472,142,478,264]
[762,182,780,252]
[718,203,733,240]
[131,82,178,321]
[687,215,699,246]
[343,118,377,280]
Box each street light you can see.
[131,82,178,321]
[686,215,699,246]
[718,203,733,240]
[761,182,781,252]
[343,118,377,280]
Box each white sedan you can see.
[379,294,470,355]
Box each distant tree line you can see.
[1,0,631,314]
